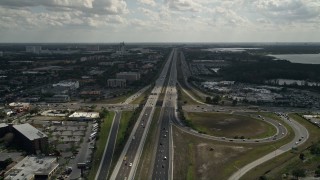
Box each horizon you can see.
[1,0,320,42]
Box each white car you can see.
[129,163,133,167]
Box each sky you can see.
[0,0,320,43]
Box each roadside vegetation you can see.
[87,111,115,180]
[241,113,320,179]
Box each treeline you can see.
[219,60,320,84]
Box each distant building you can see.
[45,95,70,103]
[53,80,79,90]
[107,79,126,88]
[8,102,30,112]
[26,46,42,54]
[116,42,126,55]
[79,91,101,99]
[116,72,140,82]
[5,156,59,180]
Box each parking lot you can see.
[29,119,98,179]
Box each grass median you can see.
[135,108,161,180]
[87,111,115,180]
[130,87,151,104]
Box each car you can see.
[162,164,165,168]
[163,156,167,160]
[160,142,163,145]
[295,142,299,145]
[129,163,133,167]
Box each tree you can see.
[212,95,221,104]
[232,100,238,106]
[315,169,320,177]
[299,153,305,161]
[292,169,306,179]
[205,97,212,104]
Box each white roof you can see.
[5,156,58,180]
[8,102,30,107]
[13,123,47,141]
[0,123,8,128]
[69,112,100,119]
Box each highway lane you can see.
[151,49,178,180]
[95,112,121,180]
[110,49,175,180]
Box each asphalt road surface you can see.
[152,48,178,180]
[110,49,175,180]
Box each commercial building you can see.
[69,112,100,121]
[12,124,49,154]
[107,79,126,88]
[52,80,79,90]
[5,156,59,180]
[8,102,30,112]
[116,72,140,82]
[45,95,70,103]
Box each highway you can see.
[110,49,175,180]
[151,48,178,180]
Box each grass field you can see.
[241,113,320,179]
[87,111,115,180]
[130,87,151,104]
[177,85,202,105]
[173,112,296,180]
[185,112,276,139]
[97,94,132,104]
[116,111,134,147]
[135,108,161,180]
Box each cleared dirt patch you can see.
[186,112,275,139]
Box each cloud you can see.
[0,0,128,15]
[165,0,202,12]
[137,0,156,7]
[253,0,320,21]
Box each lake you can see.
[203,48,262,52]
[269,54,320,64]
